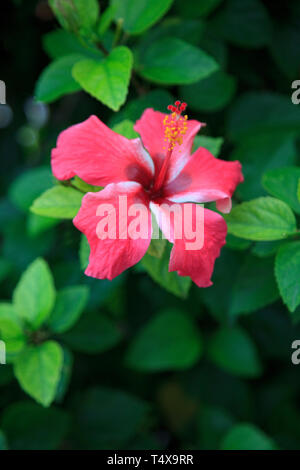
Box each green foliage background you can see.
[1,0,300,450]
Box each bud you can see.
[49,0,99,35]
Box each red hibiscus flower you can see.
[51,101,243,287]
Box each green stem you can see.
[112,18,124,48]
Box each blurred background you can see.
[1,0,300,450]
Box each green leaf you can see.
[78,387,150,449]
[27,213,59,238]
[71,176,102,193]
[112,119,139,139]
[232,134,297,201]
[262,167,300,215]
[72,46,133,111]
[141,243,191,298]
[0,258,12,283]
[0,429,8,450]
[0,303,26,359]
[221,423,276,450]
[61,311,122,353]
[207,327,262,378]
[112,0,174,35]
[125,309,202,371]
[197,405,235,450]
[72,0,100,30]
[13,258,56,329]
[55,347,73,402]
[228,92,300,142]
[298,179,300,203]
[270,23,300,80]
[180,71,236,112]
[147,237,167,258]
[230,255,279,316]
[43,29,102,60]
[110,89,173,126]
[225,233,251,251]
[275,241,300,313]
[174,0,224,18]
[14,341,63,407]
[49,0,99,34]
[251,240,285,258]
[35,54,83,103]
[226,197,297,241]
[1,401,69,450]
[47,285,89,333]
[211,0,272,48]
[79,233,90,270]
[9,167,54,212]
[193,135,224,157]
[199,249,243,322]
[30,185,83,219]
[137,37,218,85]
[97,4,116,36]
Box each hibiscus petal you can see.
[52,115,155,187]
[73,182,152,280]
[163,147,243,212]
[134,108,202,183]
[169,207,227,287]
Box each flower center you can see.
[151,101,188,197]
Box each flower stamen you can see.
[152,101,188,194]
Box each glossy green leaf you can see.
[0,429,8,450]
[270,23,300,80]
[207,327,262,378]
[112,119,139,139]
[228,92,300,142]
[232,134,297,201]
[78,387,150,449]
[49,0,99,33]
[211,0,272,48]
[230,255,279,316]
[147,238,167,258]
[72,46,133,111]
[62,311,122,353]
[30,185,83,219]
[221,423,276,450]
[71,176,102,194]
[9,167,54,212]
[43,29,102,60]
[1,401,69,450]
[137,37,218,85]
[180,71,236,112]
[14,341,63,407]
[141,244,191,298]
[47,285,89,333]
[192,135,224,157]
[0,303,26,359]
[27,213,59,237]
[112,0,174,34]
[35,55,83,103]
[275,241,300,313]
[55,347,73,402]
[175,0,224,18]
[126,309,202,371]
[110,89,173,126]
[226,197,297,241]
[262,167,300,215]
[13,258,56,329]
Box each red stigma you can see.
[167,100,187,115]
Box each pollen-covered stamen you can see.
[163,111,188,150]
[152,101,188,194]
